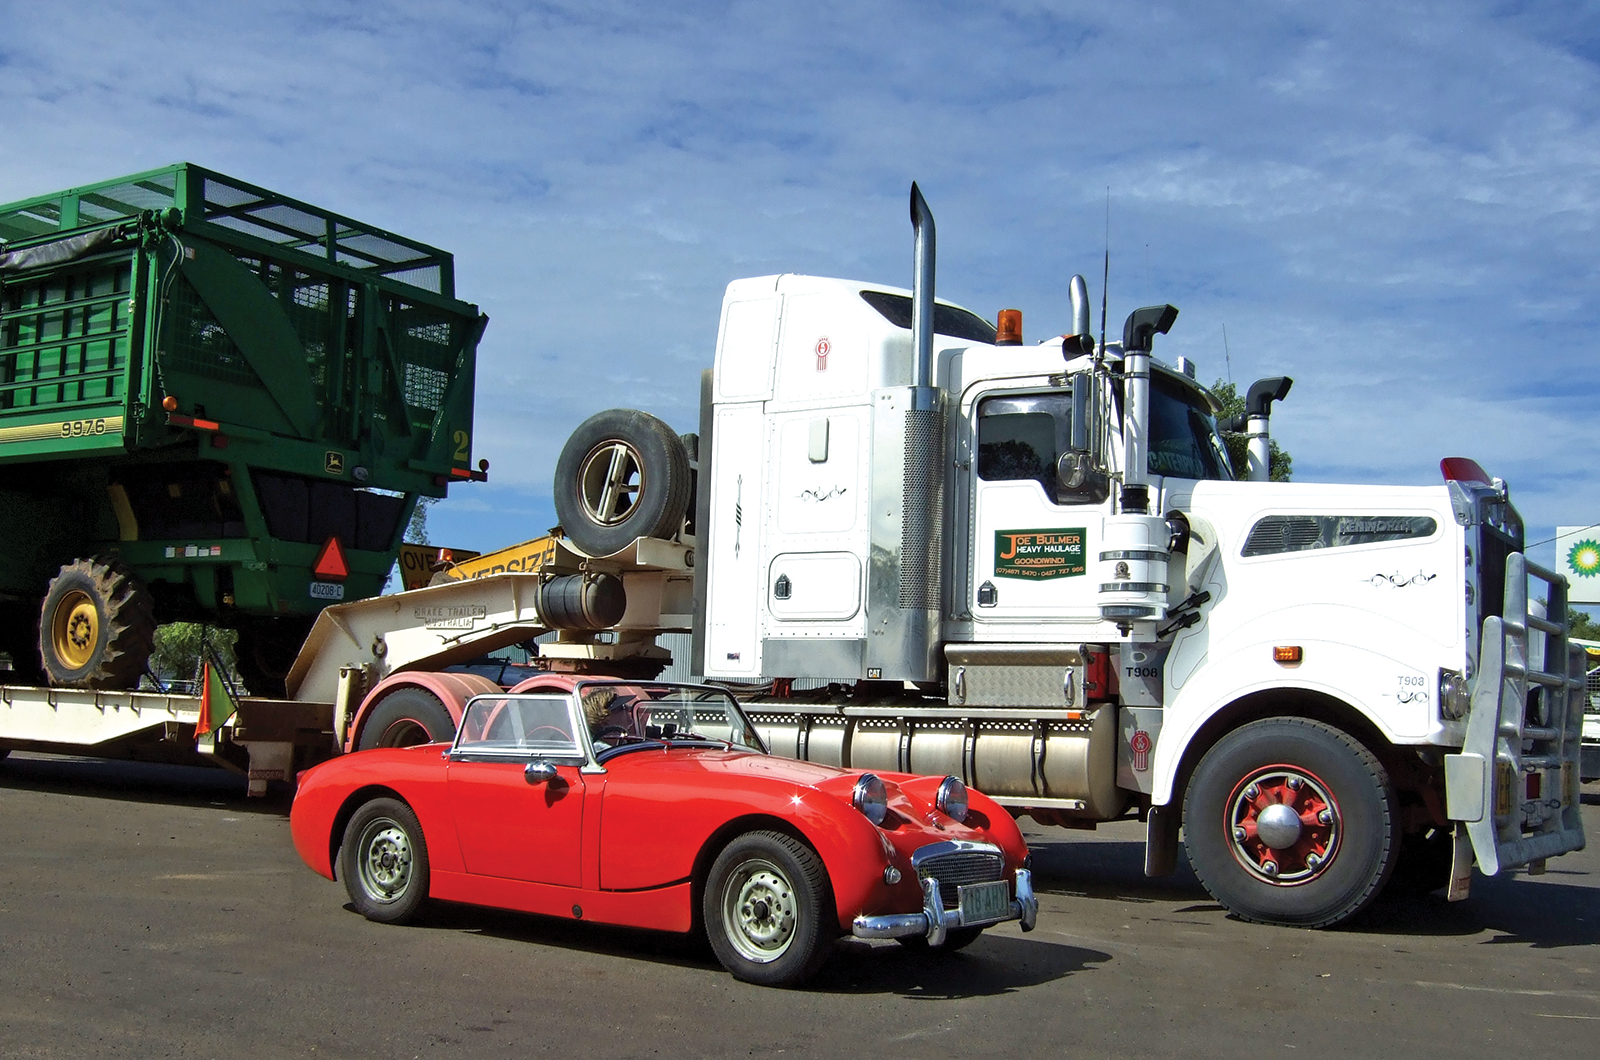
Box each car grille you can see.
[916,849,1005,910]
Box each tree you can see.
[148,623,242,693]
[407,496,438,545]
[1211,379,1293,481]
[1569,608,1600,642]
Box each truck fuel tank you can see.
[748,695,1126,821]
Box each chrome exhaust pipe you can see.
[1066,274,1092,355]
[910,182,936,389]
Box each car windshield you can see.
[455,694,583,756]
[577,682,767,756]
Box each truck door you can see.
[963,390,1107,626]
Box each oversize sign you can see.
[397,543,484,591]
[994,527,1086,580]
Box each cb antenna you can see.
[1222,322,1233,383]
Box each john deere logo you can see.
[1568,539,1600,578]
[324,451,345,476]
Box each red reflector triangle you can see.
[314,536,350,580]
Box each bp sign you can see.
[1557,526,1600,604]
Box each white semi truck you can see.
[530,185,1588,928]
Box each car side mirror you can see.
[524,761,558,784]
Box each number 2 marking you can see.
[453,430,469,460]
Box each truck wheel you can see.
[1183,718,1398,928]
[232,616,314,698]
[357,688,455,750]
[38,557,155,690]
[554,409,690,555]
[704,831,836,987]
[339,797,429,924]
[0,600,45,685]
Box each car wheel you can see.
[357,688,454,750]
[704,831,835,987]
[1183,718,1398,928]
[339,798,429,924]
[895,926,984,952]
[553,409,691,556]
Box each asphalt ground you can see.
[1,751,1596,1060]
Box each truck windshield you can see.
[1147,374,1234,481]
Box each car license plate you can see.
[309,581,345,601]
[957,880,1009,924]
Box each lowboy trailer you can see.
[0,541,687,793]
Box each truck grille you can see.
[915,849,1004,910]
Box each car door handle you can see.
[524,761,558,784]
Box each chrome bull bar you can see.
[852,868,1037,944]
[1446,552,1587,881]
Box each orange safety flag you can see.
[195,661,239,738]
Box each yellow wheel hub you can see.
[51,590,100,670]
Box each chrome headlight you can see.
[935,776,969,823]
[851,773,889,825]
[1439,668,1470,720]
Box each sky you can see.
[2,0,1597,576]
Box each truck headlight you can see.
[935,776,969,823]
[852,773,889,825]
[1439,668,1470,720]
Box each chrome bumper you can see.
[852,868,1037,945]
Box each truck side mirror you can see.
[1055,451,1110,506]
[1057,451,1090,490]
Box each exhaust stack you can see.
[1065,274,1094,356]
[910,183,936,389]
[1243,377,1292,482]
[860,183,947,683]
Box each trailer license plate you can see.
[957,880,1009,924]
[309,581,345,601]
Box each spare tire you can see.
[554,409,690,555]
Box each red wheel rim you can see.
[1223,765,1340,885]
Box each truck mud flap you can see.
[1446,554,1586,875]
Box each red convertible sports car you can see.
[291,677,1036,986]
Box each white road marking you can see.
[1401,981,1600,1002]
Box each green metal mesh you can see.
[0,165,450,297]
[388,300,458,414]
[0,257,131,411]
[165,273,265,390]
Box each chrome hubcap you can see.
[1255,803,1304,849]
[357,819,413,901]
[722,860,797,963]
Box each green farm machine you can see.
[0,164,485,694]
